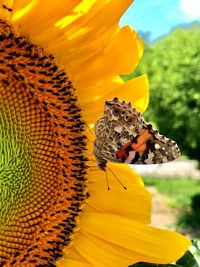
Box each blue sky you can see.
[120,0,200,41]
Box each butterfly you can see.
[93,97,180,171]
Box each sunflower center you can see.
[0,20,87,266]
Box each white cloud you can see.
[180,0,200,20]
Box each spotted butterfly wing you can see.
[93,98,180,170]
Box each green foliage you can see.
[143,177,200,209]
[177,193,200,232]
[176,249,199,267]
[143,177,200,237]
[123,23,200,165]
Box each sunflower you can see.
[0,0,190,266]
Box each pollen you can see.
[0,20,87,266]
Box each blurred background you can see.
[120,0,200,254]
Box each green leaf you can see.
[176,250,199,267]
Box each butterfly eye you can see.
[113,108,120,116]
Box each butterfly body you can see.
[93,98,180,170]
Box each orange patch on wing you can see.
[115,140,132,159]
[115,129,152,161]
[131,129,152,152]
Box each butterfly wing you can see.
[115,123,180,164]
[93,98,180,165]
[94,115,122,163]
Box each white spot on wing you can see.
[155,144,161,149]
[126,151,136,163]
[144,152,155,164]
[114,125,123,133]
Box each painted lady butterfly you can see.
[93,98,180,171]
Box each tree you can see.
[124,23,200,166]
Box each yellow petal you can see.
[12,0,36,13]
[12,0,82,37]
[103,75,149,114]
[69,26,143,85]
[87,164,151,224]
[88,162,144,186]
[81,75,149,124]
[0,0,13,20]
[57,246,93,267]
[57,258,93,267]
[72,213,190,266]
[12,0,38,21]
[103,75,149,107]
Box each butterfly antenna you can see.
[105,168,110,191]
[107,166,127,190]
